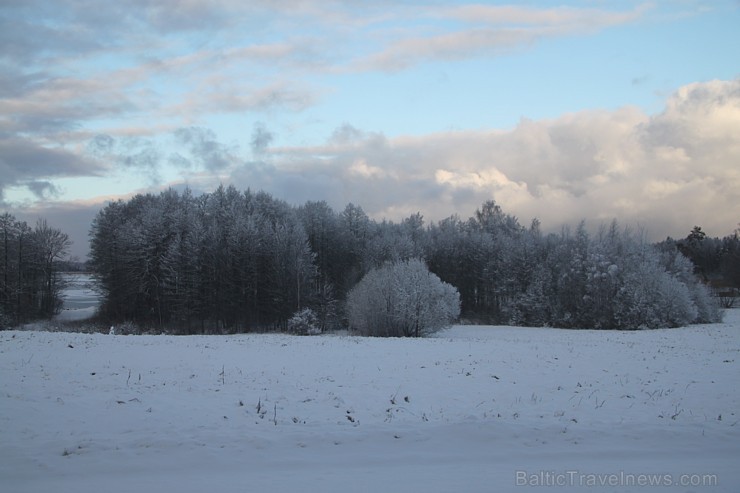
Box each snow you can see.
[54,273,100,322]
[1,312,739,492]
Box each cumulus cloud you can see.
[262,79,739,239]
[11,79,735,258]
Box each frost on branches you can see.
[287,308,321,336]
[346,258,461,337]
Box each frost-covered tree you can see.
[88,190,722,333]
[549,222,720,329]
[346,258,460,337]
[614,253,696,329]
[659,246,720,324]
[287,307,321,335]
[90,186,324,332]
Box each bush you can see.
[346,258,460,337]
[287,308,321,335]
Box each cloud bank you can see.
[257,79,739,239]
[7,78,739,258]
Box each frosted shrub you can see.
[614,255,699,329]
[544,223,722,330]
[288,308,321,335]
[687,281,722,323]
[658,274,698,327]
[346,258,461,337]
[660,249,721,324]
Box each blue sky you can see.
[1,0,738,258]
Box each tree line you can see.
[665,226,740,301]
[0,213,71,327]
[88,186,723,333]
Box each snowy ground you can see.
[1,312,739,492]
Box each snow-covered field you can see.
[1,312,739,493]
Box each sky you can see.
[1,0,739,259]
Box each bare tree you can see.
[33,219,72,317]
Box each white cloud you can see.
[12,78,737,249]
[352,4,650,71]
[349,159,389,179]
[438,4,648,27]
[7,79,736,257]
[261,79,740,238]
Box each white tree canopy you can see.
[347,258,460,337]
